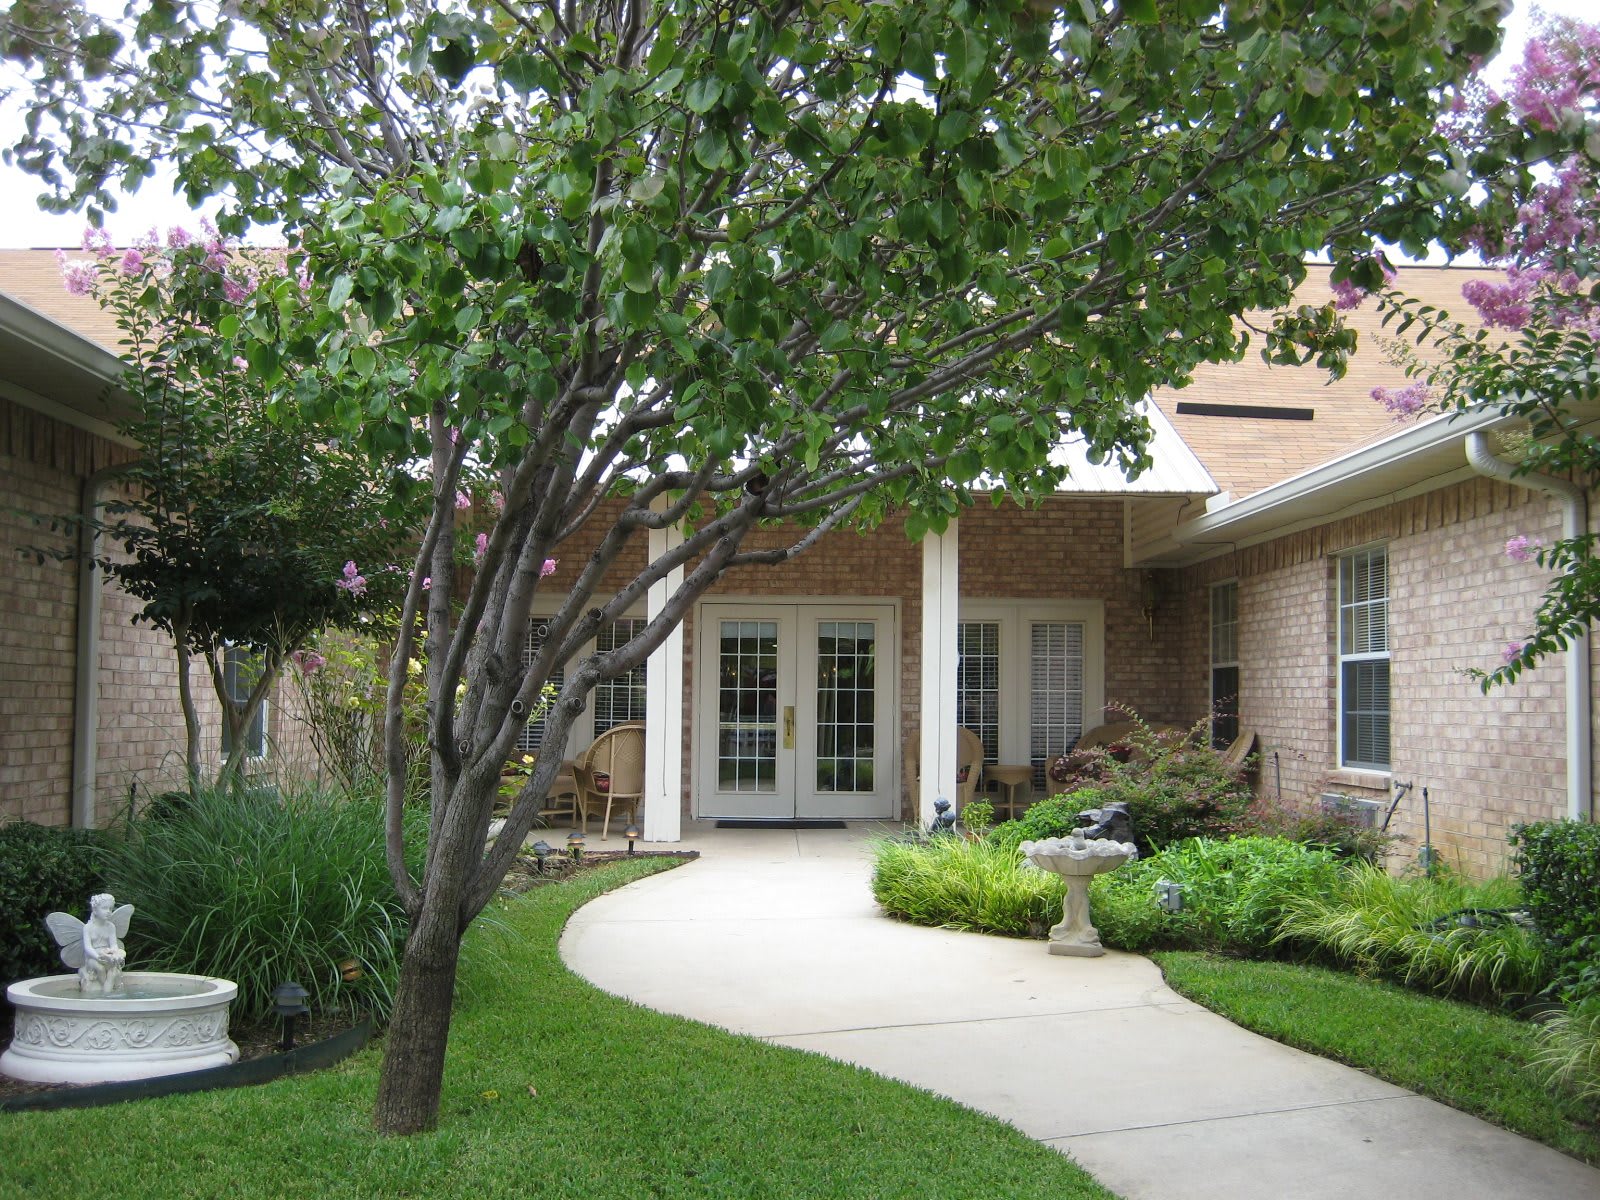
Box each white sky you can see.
[0,1,1589,249]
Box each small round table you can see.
[985,764,1034,821]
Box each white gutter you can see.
[1466,432,1592,822]
[71,466,121,828]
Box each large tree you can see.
[2,0,1553,1131]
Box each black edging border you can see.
[1,1014,375,1113]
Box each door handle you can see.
[783,706,795,749]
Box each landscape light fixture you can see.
[567,830,585,862]
[624,823,641,854]
[531,839,553,873]
[272,980,310,1051]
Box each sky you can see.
[0,1,1591,249]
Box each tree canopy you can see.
[2,0,1559,1133]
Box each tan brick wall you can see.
[1177,476,1577,877]
[1,397,323,827]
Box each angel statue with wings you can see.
[45,893,134,995]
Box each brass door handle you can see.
[783,706,795,749]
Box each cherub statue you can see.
[44,893,134,995]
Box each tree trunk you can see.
[372,879,465,1134]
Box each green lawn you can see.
[2,861,1119,1200]
[1154,951,1600,1165]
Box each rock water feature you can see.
[1021,803,1138,957]
[1,894,239,1085]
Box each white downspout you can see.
[1466,432,1592,821]
[72,466,119,828]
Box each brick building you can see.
[3,252,1591,875]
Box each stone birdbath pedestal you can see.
[1021,834,1137,957]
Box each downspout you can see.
[72,466,119,828]
[1466,432,1592,821]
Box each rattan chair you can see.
[572,722,645,840]
[906,727,987,810]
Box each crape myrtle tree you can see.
[56,230,420,789]
[3,0,1547,1131]
[1359,11,1600,688]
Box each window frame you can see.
[220,643,269,761]
[1336,545,1391,772]
[517,608,649,758]
[1209,579,1240,750]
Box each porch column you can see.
[644,518,685,843]
[919,519,960,828]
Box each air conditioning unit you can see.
[1318,792,1384,829]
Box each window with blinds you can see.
[593,617,648,735]
[1029,621,1084,789]
[1210,580,1239,750]
[1338,547,1390,770]
[516,617,561,753]
[956,621,1001,763]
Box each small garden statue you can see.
[44,893,135,995]
[928,797,957,836]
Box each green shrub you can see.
[1277,865,1548,1006]
[1511,820,1600,1004]
[871,835,1062,936]
[101,783,424,1022]
[1092,836,1342,956]
[0,821,110,986]
[988,789,1103,851]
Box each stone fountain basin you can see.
[2,972,239,1085]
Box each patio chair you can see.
[572,722,645,840]
[906,727,986,810]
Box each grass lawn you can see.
[1154,950,1600,1165]
[2,860,1119,1200]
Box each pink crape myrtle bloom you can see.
[166,226,193,249]
[1502,641,1526,667]
[56,250,98,297]
[474,532,489,563]
[119,249,145,276]
[1370,382,1430,418]
[336,561,367,597]
[290,649,326,677]
[455,490,472,510]
[81,226,114,258]
[541,558,558,577]
[1504,535,1541,563]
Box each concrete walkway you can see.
[560,824,1600,1200]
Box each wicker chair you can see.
[572,722,645,840]
[906,727,987,810]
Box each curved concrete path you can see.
[561,826,1600,1200]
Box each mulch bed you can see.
[1,849,696,1105]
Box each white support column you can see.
[645,518,686,842]
[919,519,960,828]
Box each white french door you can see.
[696,602,898,819]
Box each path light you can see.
[567,830,585,862]
[272,980,310,1051]
[624,823,641,854]
[531,839,553,874]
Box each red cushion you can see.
[593,773,610,793]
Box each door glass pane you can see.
[718,620,778,791]
[1030,622,1085,790]
[816,620,876,793]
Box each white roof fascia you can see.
[1044,398,1220,496]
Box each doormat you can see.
[714,819,847,830]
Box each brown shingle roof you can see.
[0,248,127,352]
[1150,263,1503,498]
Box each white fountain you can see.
[1021,833,1137,957]
[1,894,239,1085]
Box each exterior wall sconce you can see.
[1140,570,1162,642]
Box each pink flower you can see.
[290,649,325,676]
[1331,278,1368,311]
[232,356,249,371]
[541,558,558,577]
[222,274,254,304]
[1504,535,1540,563]
[1502,642,1525,667]
[57,251,97,297]
[166,226,193,248]
[295,260,312,296]
[80,226,114,257]
[1371,382,1431,418]
[491,490,505,511]
[421,576,432,590]
[119,249,144,275]
[335,561,367,597]
[474,532,489,562]
[455,490,472,510]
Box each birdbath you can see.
[1021,834,1137,957]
